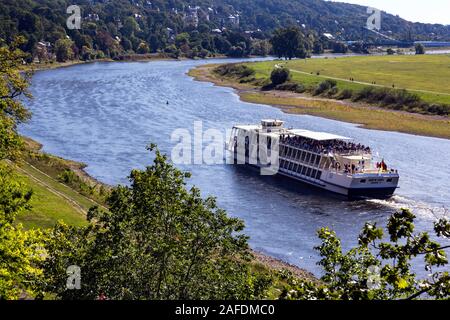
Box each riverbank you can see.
[20,53,175,72]
[21,52,230,73]
[188,64,450,140]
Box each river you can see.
[20,58,450,275]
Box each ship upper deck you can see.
[232,120,370,157]
[284,129,352,142]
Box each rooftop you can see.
[286,129,352,141]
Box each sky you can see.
[328,0,450,25]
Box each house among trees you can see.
[228,14,240,26]
[185,6,200,27]
[85,13,100,21]
[34,41,53,63]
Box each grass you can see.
[10,137,108,229]
[19,161,100,212]
[245,54,450,105]
[240,92,450,139]
[190,64,450,139]
[15,171,87,229]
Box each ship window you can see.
[301,166,307,175]
[310,154,316,164]
[300,151,306,162]
[297,165,303,173]
[312,169,317,178]
[387,178,392,182]
[306,167,312,177]
[288,148,293,158]
[293,163,299,172]
[280,145,285,156]
[360,179,366,183]
[316,170,322,179]
[288,162,294,171]
[305,153,311,163]
[280,159,285,168]
[291,149,297,159]
[315,156,321,166]
[284,161,289,169]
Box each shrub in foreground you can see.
[280,208,450,300]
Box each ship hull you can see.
[347,187,397,200]
[241,162,397,200]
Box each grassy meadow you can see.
[245,54,450,105]
[189,55,450,139]
[15,170,88,229]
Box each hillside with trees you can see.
[1,0,449,63]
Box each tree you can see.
[270,67,291,85]
[280,209,450,300]
[0,164,46,299]
[332,41,348,54]
[271,27,309,60]
[251,39,271,56]
[0,38,45,300]
[0,37,32,160]
[164,45,181,59]
[387,48,395,55]
[42,145,271,300]
[228,46,245,57]
[137,42,150,54]
[313,42,324,55]
[175,32,190,48]
[120,37,132,52]
[122,17,139,37]
[54,38,74,62]
[415,43,426,55]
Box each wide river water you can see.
[21,58,450,275]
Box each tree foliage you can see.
[280,209,450,300]
[41,145,271,300]
[0,164,47,300]
[0,37,32,160]
[270,67,291,85]
[0,0,449,62]
[271,27,309,60]
[55,39,74,62]
[415,43,426,55]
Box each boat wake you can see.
[366,195,449,221]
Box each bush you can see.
[58,169,76,184]
[275,82,305,93]
[214,64,255,78]
[228,46,245,57]
[415,43,426,55]
[325,86,339,97]
[336,89,353,100]
[387,48,395,55]
[313,79,337,96]
[270,67,291,85]
[349,86,450,116]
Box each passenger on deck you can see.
[281,135,371,155]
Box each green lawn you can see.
[245,54,450,105]
[16,172,87,229]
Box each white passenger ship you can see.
[227,119,399,199]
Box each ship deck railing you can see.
[279,142,371,158]
[329,168,399,177]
